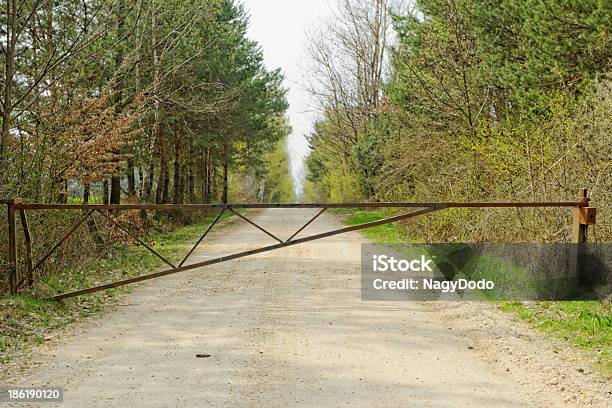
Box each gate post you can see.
[571,188,596,287]
[6,198,22,294]
[572,188,589,244]
[19,207,34,287]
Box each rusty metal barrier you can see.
[2,189,597,300]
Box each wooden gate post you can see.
[19,207,34,286]
[572,188,589,244]
[572,188,596,286]
[6,198,22,294]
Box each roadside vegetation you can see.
[341,209,611,378]
[0,0,295,296]
[0,0,291,208]
[502,301,611,378]
[0,210,235,364]
[304,0,611,243]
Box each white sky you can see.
[241,0,334,197]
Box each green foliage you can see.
[352,115,394,198]
[306,2,611,371]
[467,0,611,110]
[324,162,364,202]
[260,140,296,203]
[0,0,290,203]
[306,117,367,202]
[202,0,289,164]
[306,0,611,243]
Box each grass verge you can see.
[340,208,611,378]
[0,210,234,365]
[501,301,611,377]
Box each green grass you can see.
[0,211,233,364]
[501,301,611,377]
[343,209,408,242]
[67,194,105,204]
[340,209,611,378]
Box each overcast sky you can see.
[240,0,334,196]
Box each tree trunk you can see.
[207,150,214,202]
[0,105,12,188]
[0,1,17,186]
[83,183,90,203]
[137,166,144,199]
[57,179,68,204]
[151,7,168,204]
[145,152,154,201]
[200,149,208,203]
[182,161,188,203]
[102,179,109,204]
[187,142,195,202]
[188,165,194,202]
[222,160,228,204]
[172,132,183,204]
[155,126,169,204]
[127,158,136,199]
[110,176,121,204]
[109,0,125,206]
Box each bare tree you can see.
[305,0,406,158]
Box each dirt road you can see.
[4,209,608,407]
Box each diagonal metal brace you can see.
[227,207,283,243]
[179,209,225,267]
[97,209,176,269]
[286,208,326,242]
[31,209,95,274]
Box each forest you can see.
[0,0,294,205]
[304,0,611,242]
[0,0,298,294]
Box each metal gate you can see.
[3,189,596,300]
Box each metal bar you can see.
[227,207,283,243]
[19,208,34,287]
[15,201,587,210]
[286,208,327,242]
[443,202,588,208]
[48,206,443,300]
[31,210,94,274]
[178,209,225,267]
[96,210,176,269]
